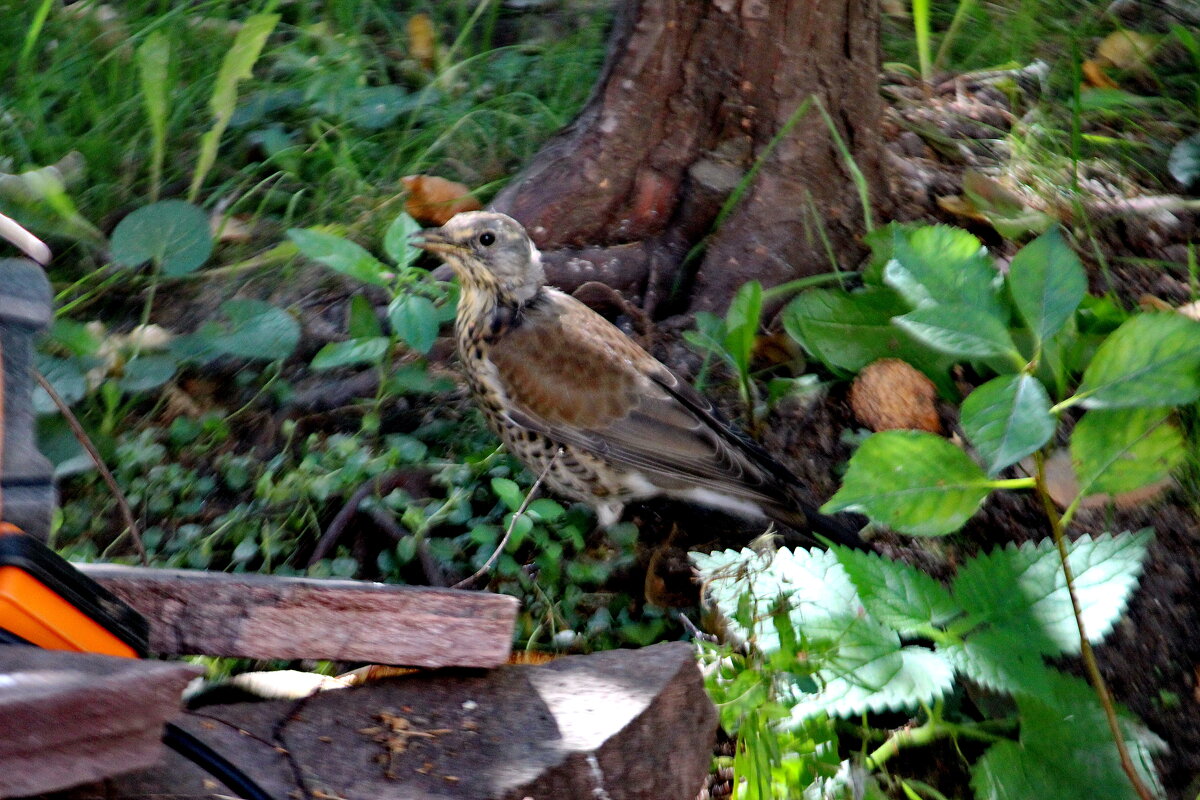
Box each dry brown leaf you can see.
[1096,30,1156,71]
[402,175,482,226]
[1082,59,1119,89]
[937,194,989,224]
[1028,448,1174,510]
[849,358,941,434]
[407,13,437,71]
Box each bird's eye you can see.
[478,232,496,247]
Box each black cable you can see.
[163,721,279,800]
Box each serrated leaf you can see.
[971,672,1165,800]
[1074,313,1200,408]
[387,294,440,354]
[822,431,992,536]
[383,211,421,269]
[952,531,1152,658]
[1072,407,1184,496]
[834,547,961,634]
[941,628,1055,697]
[893,303,1019,358]
[288,228,389,287]
[782,287,952,384]
[189,299,299,361]
[310,337,390,371]
[693,548,954,721]
[1008,228,1087,346]
[788,631,955,720]
[884,225,1005,320]
[961,374,1055,475]
[110,201,212,276]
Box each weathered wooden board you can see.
[77,564,518,668]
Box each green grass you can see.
[1,1,605,258]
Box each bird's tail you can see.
[765,499,870,551]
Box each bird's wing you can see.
[487,290,795,507]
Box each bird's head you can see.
[411,211,545,304]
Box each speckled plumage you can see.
[411,211,866,548]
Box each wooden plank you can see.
[0,646,200,797]
[76,564,518,668]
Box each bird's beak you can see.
[409,227,460,256]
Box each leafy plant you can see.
[684,281,765,426]
[695,538,1163,799]
[762,221,1196,798]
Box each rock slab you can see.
[0,646,200,797]
[60,641,717,800]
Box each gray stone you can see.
[0,646,200,797]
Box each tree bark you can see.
[492,0,888,315]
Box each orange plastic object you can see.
[0,523,145,658]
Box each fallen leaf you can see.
[402,175,482,226]
[407,14,437,71]
[1082,59,1119,89]
[849,358,941,434]
[1096,30,1156,71]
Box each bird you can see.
[411,211,868,550]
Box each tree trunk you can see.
[492,0,888,315]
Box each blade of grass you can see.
[136,32,171,203]
[189,13,280,203]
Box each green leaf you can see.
[941,628,1055,697]
[782,287,952,387]
[1071,407,1184,496]
[33,354,86,414]
[724,280,763,377]
[388,295,440,354]
[971,672,1164,800]
[1007,228,1087,346]
[190,13,280,201]
[189,299,299,362]
[110,200,212,276]
[287,228,389,287]
[961,374,1055,475]
[822,431,992,536]
[1168,131,1200,191]
[834,547,961,635]
[692,548,955,721]
[952,531,1152,658]
[884,225,1004,319]
[310,337,390,371]
[347,294,382,339]
[383,212,422,270]
[1074,312,1200,408]
[135,32,170,201]
[490,477,524,512]
[118,354,177,393]
[893,303,1019,359]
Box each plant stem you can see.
[865,717,1005,770]
[987,476,1036,490]
[1032,454,1156,800]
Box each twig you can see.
[35,370,149,566]
[452,448,561,590]
[1033,453,1155,800]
